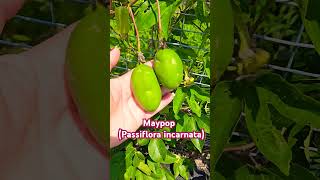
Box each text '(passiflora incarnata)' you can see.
[118,119,206,141]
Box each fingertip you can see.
[110,47,121,70]
[144,60,154,67]
[161,87,172,96]
[160,92,175,106]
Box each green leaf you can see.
[147,159,163,177]
[306,0,320,20]
[163,168,175,180]
[133,153,143,167]
[190,86,210,102]
[304,128,313,162]
[124,166,136,180]
[196,0,209,20]
[162,151,177,164]
[288,123,305,148]
[266,163,318,180]
[213,172,226,180]
[137,138,150,146]
[137,162,152,176]
[295,83,320,93]
[259,87,320,128]
[110,151,126,180]
[186,94,201,117]
[135,151,145,160]
[176,117,184,132]
[148,139,167,162]
[245,87,292,175]
[183,115,204,152]
[233,166,279,180]
[178,165,189,180]
[135,169,144,180]
[195,115,210,134]
[115,6,130,38]
[173,87,186,119]
[135,0,183,40]
[285,164,317,180]
[300,0,320,55]
[173,158,183,178]
[255,73,320,127]
[136,1,166,31]
[213,0,234,79]
[212,81,242,169]
[125,143,135,168]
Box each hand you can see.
[110,48,175,148]
[0,0,25,32]
[0,2,106,179]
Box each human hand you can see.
[110,48,175,148]
[0,4,106,179]
[0,0,25,32]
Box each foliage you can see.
[110,0,210,179]
[213,0,320,179]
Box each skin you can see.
[0,1,174,179]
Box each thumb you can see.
[110,47,120,70]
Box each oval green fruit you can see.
[65,5,107,147]
[131,64,162,112]
[154,49,183,89]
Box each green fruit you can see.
[131,64,162,112]
[65,5,107,147]
[154,49,183,89]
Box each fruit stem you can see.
[128,5,145,63]
[156,0,165,48]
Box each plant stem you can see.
[156,0,165,48]
[156,0,162,34]
[128,5,145,63]
[128,6,140,52]
[223,142,255,152]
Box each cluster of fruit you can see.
[131,49,183,112]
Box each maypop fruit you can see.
[154,49,183,89]
[65,5,107,147]
[131,64,162,112]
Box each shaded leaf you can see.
[187,94,201,117]
[212,81,242,168]
[300,0,320,55]
[195,115,210,134]
[213,0,234,79]
[245,87,292,175]
[110,151,125,180]
[173,87,186,119]
[183,114,204,152]
[137,138,150,146]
